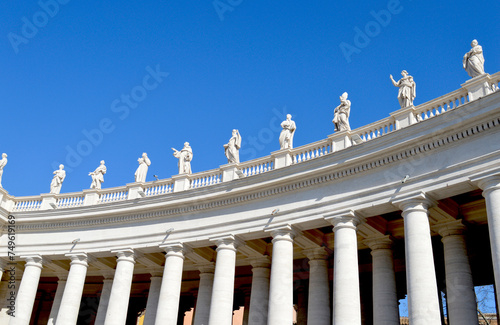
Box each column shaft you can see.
[94,279,113,325]
[267,227,295,325]
[193,266,214,325]
[439,223,478,325]
[307,257,330,325]
[248,259,270,325]
[154,244,185,325]
[104,250,136,325]
[9,255,44,325]
[208,236,239,325]
[47,279,66,325]
[400,198,441,324]
[365,238,399,325]
[331,215,361,325]
[143,276,162,325]
[478,177,500,309]
[55,253,88,325]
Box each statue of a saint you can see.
[0,153,7,188]
[135,153,151,182]
[463,39,485,78]
[50,164,66,194]
[279,114,296,149]
[333,92,351,132]
[224,129,242,164]
[172,142,193,174]
[89,160,106,189]
[390,70,416,108]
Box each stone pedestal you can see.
[221,163,241,182]
[390,105,417,129]
[271,149,293,169]
[126,183,146,200]
[83,189,100,206]
[40,194,57,210]
[173,175,191,192]
[461,73,493,101]
[328,130,353,153]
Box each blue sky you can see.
[1,0,499,197]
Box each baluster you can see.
[264,163,268,172]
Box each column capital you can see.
[363,235,393,251]
[250,256,271,268]
[324,209,363,230]
[149,270,164,278]
[21,254,47,269]
[209,234,243,252]
[471,174,500,195]
[434,220,467,238]
[391,191,437,212]
[111,248,136,264]
[265,224,298,243]
[65,252,89,267]
[159,242,186,259]
[303,247,329,261]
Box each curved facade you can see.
[1,73,500,325]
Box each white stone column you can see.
[476,176,500,309]
[247,257,270,325]
[154,243,185,325]
[193,264,215,325]
[0,259,6,283]
[325,211,362,325]
[304,247,330,325]
[266,225,296,325]
[393,193,441,324]
[10,255,44,325]
[142,273,162,325]
[55,253,88,325]
[364,236,399,325]
[436,221,478,325]
[208,235,241,325]
[104,249,136,325]
[47,277,67,325]
[94,276,114,325]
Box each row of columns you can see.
[4,175,500,325]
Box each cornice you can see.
[10,101,500,232]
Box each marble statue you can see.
[279,114,296,149]
[135,153,151,183]
[224,129,242,164]
[0,153,7,188]
[172,142,193,174]
[50,164,66,194]
[463,39,485,78]
[390,70,416,108]
[333,92,351,132]
[89,160,106,189]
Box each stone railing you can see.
[2,72,499,212]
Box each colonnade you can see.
[3,176,500,325]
